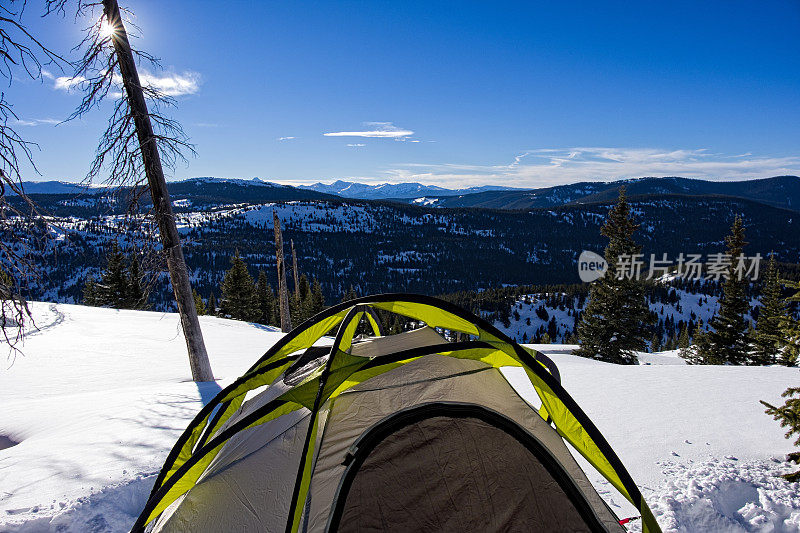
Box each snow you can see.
[1,303,284,532]
[2,302,799,532]
[506,348,800,531]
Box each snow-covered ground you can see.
[1,303,798,532]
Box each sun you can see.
[99,18,117,39]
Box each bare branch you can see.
[65,2,195,196]
[0,1,70,355]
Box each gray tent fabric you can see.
[305,355,623,532]
[149,341,625,533]
[348,326,447,358]
[333,415,598,533]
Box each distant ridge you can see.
[401,176,800,212]
[9,180,95,196]
[13,175,800,213]
[298,180,519,200]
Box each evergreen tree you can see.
[761,387,800,482]
[256,270,276,326]
[779,280,800,366]
[192,289,206,316]
[100,242,129,308]
[83,274,99,306]
[207,292,217,316]
[125,254,149,310]
[681,319,712,364]
[309,278,326,317]
[219,252,258,321]
[677,325,690,350]
[297,274,310,303]
[575,188,652,364]
[650,333,661,353]
[665,332,678,351]
[340,285,358,303]
[705,216,750,365]
[290,273,312,325]
[751,255,784,365]
[84,243,133,309]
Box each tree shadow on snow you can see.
[248,322,281,333]
[195,381,223,406]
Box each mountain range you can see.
[15,175,799,213]
[297,180,518,199]
[390,175,800,211]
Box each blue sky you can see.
[7,0,800,188]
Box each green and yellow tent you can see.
[133,294,661,533]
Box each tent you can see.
[133,294,661,533]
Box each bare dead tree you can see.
[291,239,299,300]
[273,211,292,332]
[0,1,67,354]
[60,0,214,381]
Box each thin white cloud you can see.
[278,136,296,141]
[52,70,200,97]
[136,71,200,97]
[53,75,86,91]
[324,122,414,138]
[12,118,60,127]
[347,143,366,147]
[377,147,800,188]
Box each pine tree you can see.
[665,333,678,351]
[779,280,800,366]
[84,243,130,309]
[83,274,99,306]
[125,254,149,310]
[678,325,690,350]
[341,285,358,303]
[207,292,217,316]
[219,252,258,321]
[309,278,326,317]
[290,273,312,325]
[705,216,750,365]
[297,273,310,303]
[680,319,710,364]
[256,270,276,326]
[102,242,129,308]
[192,289,206,316]
[575,188,652,364]
[761,387,800,482]
[751,255,784,365]
[650,333,661,353]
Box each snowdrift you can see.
[0,303,798,532]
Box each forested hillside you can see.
[11,192,800,311]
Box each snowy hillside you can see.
[11,194,800,309]
[493,288,749,345]
[1,303,799,532]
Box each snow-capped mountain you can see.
[415,175,800,211]
[9,180,99,196]
[298,180,518,200]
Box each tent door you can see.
[326,403,606,533]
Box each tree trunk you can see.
[103,0,214,381]
[291,239,300,300]
[273,211,292,332]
